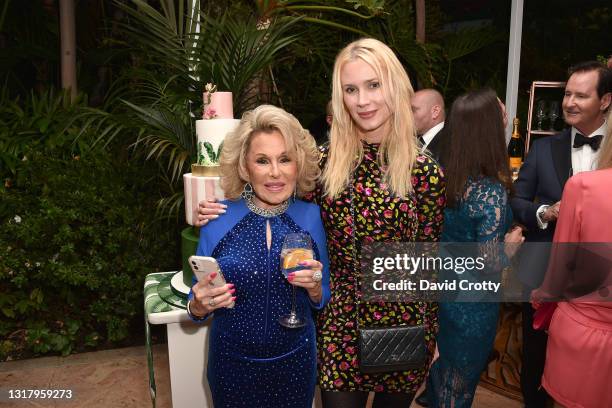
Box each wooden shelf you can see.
[529,130,557,135]
[525,81,566,154]
[530,81,565,88]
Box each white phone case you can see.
[188,255,234,308]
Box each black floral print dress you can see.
[310,141,446,393]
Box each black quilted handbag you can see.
[358,325,427,374]
[348,180,429,374]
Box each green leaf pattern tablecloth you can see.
[144,271,187,408]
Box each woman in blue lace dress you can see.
[427,89,523,407]
[187,105,331,408]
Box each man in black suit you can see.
[412,89,447,163]
[511,61,611,407]
[411,88,447,407]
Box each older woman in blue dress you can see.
[187,105,331,408]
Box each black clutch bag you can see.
[358,324,427,374]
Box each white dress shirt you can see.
[536,121,608,229]
[421,122,445,150]
[571,121,608,174]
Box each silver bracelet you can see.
[186,299,208,321]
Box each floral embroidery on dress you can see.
[307,141,446,393]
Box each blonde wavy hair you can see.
[598,110,612,169]
[322,38,418,199]
[220,104,320,200]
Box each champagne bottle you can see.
[508,118,523,180]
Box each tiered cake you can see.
[179,85,240,289]
[183,85,240,225]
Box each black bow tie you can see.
[573,133,603,150]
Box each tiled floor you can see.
[0,344,522,407]
[0,345,170,408]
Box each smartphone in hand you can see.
[188,255,234,308]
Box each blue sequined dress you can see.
[189,199,330,408]
[427,177,512,407]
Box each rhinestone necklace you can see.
[245,195,289,217]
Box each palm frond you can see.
[155,191,185,223]
[123,100,193,182]
[193,14,300,113]
[442,26,503,62]
[113,0,198,88]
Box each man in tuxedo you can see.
[411,89,447,163]
[511,61,611,407]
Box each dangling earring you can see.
[293,187,297,202]
[241,182,253,200]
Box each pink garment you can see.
[540,168,612,408]
[532,302,557,330]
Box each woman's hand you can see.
[195,198,227,227]
[190,272,236,316]
[504,225,525,259]
[530,288,544,310]
[287,260,324,303]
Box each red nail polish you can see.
[231,296,237,301]
[229,289,236,294]
[210,272,217,279]
[287,275,294,282]
[228,283,235,289]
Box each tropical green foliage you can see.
[0,80,179,359]
[0,146,178,359]
[70,0,302,217]
[193,14,299,111]
[0,88,92,175]
[103,0,298,121]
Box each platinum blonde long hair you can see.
[321,38,418,199]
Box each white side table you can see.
[144,271,212,408]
